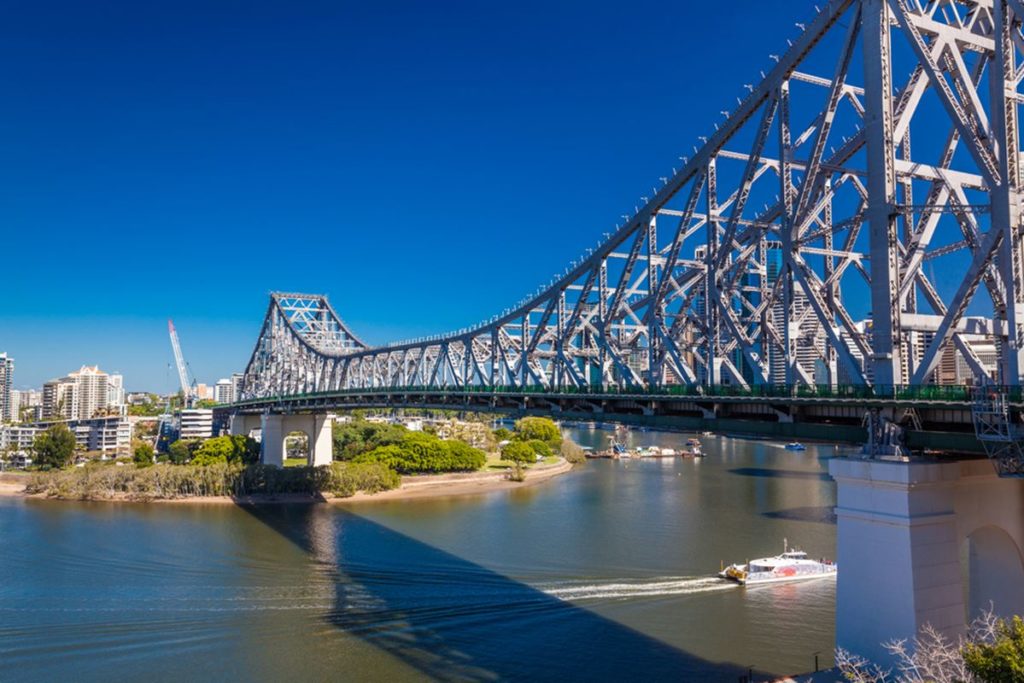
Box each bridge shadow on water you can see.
[237,503,752,682]
[728,467,832,482]
[728,467,836,526]
[761,506,837,525]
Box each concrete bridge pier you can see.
[829,458,1024,665]
[229,414,262,438]
[230,413,333,467]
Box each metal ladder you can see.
[971,387,1024,477]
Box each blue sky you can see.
[0,1,817,390]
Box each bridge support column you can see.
[829,459,966,664]
[260,414,285,467]
[310,414,333,467]
[230,414,262,437]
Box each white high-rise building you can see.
[43,377,78,420]
[70,366,109,419]
[43,366,126,420]
[6,390,42,423]
[0,353,13,423]
[214,378,234,405]
[107,374,125,408]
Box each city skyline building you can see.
[214,378,234,404]
[42,365,126,421]
[177,408,213,440]
[0,353,13,422]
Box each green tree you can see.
[133,442,155,468]
[525,439,552,458]
[514,417,561,448]
[33,423,77,469]
[128,403,163,417]
[963,615,1024,682]
[354,432,484,473]
[445,439,487,470]
[332,420,407,461]
[493,427,512,442]
[190,435,261,466]
[191,436,234,465]
[229,435,260,465]
[502,441,537,465]
[167,439,193,465]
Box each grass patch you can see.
[484,453,515,470]
[283,457,308,468]
[484,452,559,470]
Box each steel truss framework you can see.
[241,0,1024,475]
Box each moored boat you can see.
[719,540,837,586]
[784,442,806,451]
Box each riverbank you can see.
[339,457,573,504]
[0,459,574,505]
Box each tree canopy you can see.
[133,442,155,468]
[332,420,407,460]
[501,441,536,465]
[513,417,561,448]
[355,432,485,473]
[963,615,1024,682]
[33,424,77,469]
[190,435,259,466]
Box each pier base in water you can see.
[829,457,1024,665]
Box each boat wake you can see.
[538,576,735,602]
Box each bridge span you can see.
[222,0,1024,667]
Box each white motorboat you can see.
[719,540,837,586]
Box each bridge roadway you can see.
[219,384,1003,454]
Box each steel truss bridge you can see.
[236,0,1024,476]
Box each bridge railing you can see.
[231,383,1019,407]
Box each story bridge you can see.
[221,0,1024,661]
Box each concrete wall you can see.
[954,461,1024,620]
[829,458,1024,664]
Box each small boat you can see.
[784,442,806,451]
[701,431,714,437]
[719,539,837,586]
[680,438,702,457]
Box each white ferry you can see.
[719,540,837,585]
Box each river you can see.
[0,430,845,681]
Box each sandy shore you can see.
[0,480,25,497]
[339,458,574,504]
[0,459,575,505]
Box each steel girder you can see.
[239,1,1024,474]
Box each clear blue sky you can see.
[0,1,817,391]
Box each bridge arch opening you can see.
[961,525,1024,620]
[284,430,311,466]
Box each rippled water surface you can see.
[0,431,845,681]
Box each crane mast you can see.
[167,319,195,408]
